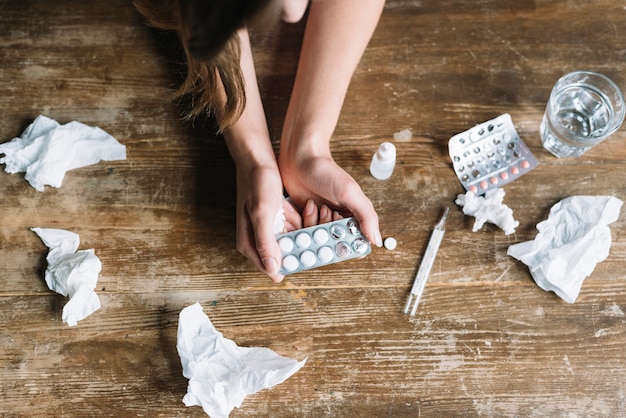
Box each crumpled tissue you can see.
[273,206,286,235]
[177,302,306,418]
[507,195,623,303]
[455,188,519,235]
[32,227,102,326]
[0,114,126,191]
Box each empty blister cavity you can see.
[347,219,360,235]
[275,217,372,275]
[352,238,369,254]
[448,114,538,195]
[335,241,352,258]
[330,224,346,240]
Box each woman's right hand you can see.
[231,159,302,282]
[279,149,382,249]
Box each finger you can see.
[284,220,299,232]
[256,235,285,283]
[247,205,287,283]
[236,210,271,275]
[238,226,285,283]
[257,233,285,283]
[341,185,382,248]
[282,198,302,231]
[302,199,319,228]
[319,204,333,224]
[332,210,343,221]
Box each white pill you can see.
[295,232,312,248]
[278,236,294,253]
[384,237,397,250]
[318,246,334,263]
[282,254,299,272]
[313,228,329,244]
[300,250,316,267]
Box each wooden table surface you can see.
[2,0,626,416]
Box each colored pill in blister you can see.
[448,114,538,195]
[276,217,372,275]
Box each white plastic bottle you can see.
[369,142,396,180]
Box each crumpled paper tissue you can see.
[507,195,623,303]
[455,188,519,235]
[32,227,102,326]
[273,206,286,235]
[0,114,126,191]
[177,302,306,418]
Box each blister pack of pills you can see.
[448,113,538,195]
[276,217,371,275]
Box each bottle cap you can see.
[377,142,396,162]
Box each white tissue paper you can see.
[507,196,623,303]
[455,188,519,235]
[393,128,413,141]
[177,302,306,418]
[273,205,286,235]
[0,115,126,191]
[31,227,102,326]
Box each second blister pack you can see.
[448,113,538,195]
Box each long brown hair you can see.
[134,0,276,131]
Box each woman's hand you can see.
[300,197,343,227]
[278,0,385,248]
[279,150,382,248]
[232,160,302,282]
[223,28,306,283]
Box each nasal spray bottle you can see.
[369,142,396,180]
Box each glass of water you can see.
[541,71,625,158]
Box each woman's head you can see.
[180,0,273,62]
[180,0,309,61]
[278,0,309,23]
[135,0,308,131]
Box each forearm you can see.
[223,28,276,172]
[280,0,385,159]
[220,28,287,280]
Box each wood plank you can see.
[2,286,625,416]
[2,0,626,416]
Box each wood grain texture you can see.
[1,0,626,416]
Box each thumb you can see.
[253,217,285,283]
[342,185,382,248]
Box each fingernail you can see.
[305,199,315,215]
[375,231,383,247]
[320,205,328,219]
[263,258,279,275]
